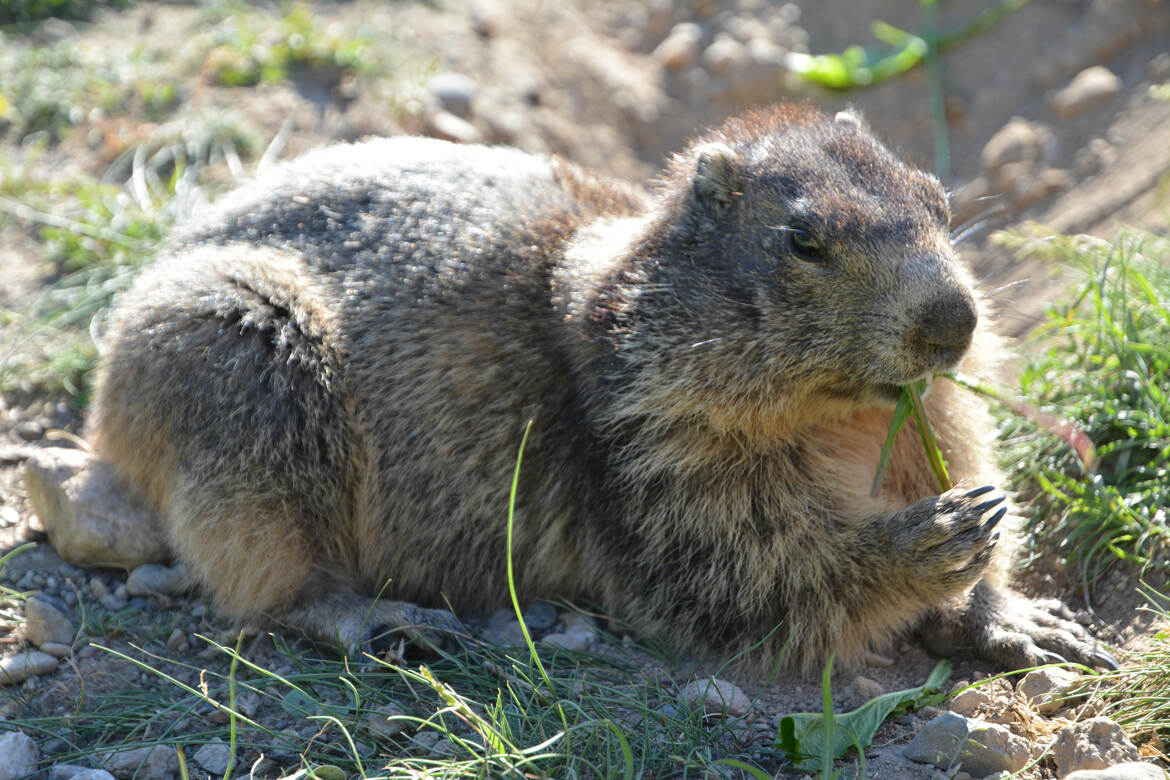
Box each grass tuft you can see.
[996,227,1170,583]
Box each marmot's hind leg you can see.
[90,245,458,653]
[920,581,1119,669]
[282,574,464,655]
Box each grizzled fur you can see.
[89,104,1112,670]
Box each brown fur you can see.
[87,105,1112,670]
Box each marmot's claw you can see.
[972,495,1005,514]
[1091,649,1120,670]
[982,507,1007,533]
[1038,650,1067,666]
[966,485,997,498]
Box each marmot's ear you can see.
[690,142,741,217]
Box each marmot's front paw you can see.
[922,582,1119,670]
[893,485,1007,595]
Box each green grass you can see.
[1081,584,1170,747]
[0,0,131,24]
[997,227,1170,583]
[201,3,379,89]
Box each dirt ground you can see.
[1,1,1169,777]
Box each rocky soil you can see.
[1,0,1170,778]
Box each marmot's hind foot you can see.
[921,581,1119,670]
[280,584,464,658]
[362,600,465,657]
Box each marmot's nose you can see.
[916,289,978,353]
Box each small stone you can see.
[39,642,72,658]
[193,741,231,774]
[67,771,118,780]
[1018,667,1085,714]
[15,420,45,441]
[88,578,110,599]
[48,765,103,780]
[560,612,596,637]
[24,591,75,647]
[481,620,526,646]
[848,675,884,701]
[0,446,31,465]
[125,563,188,597]
[24,448,170,570]
[680,677,751,718]
[428,73,477,118]
[235,691,260,718]
[701,36,747,75]
[1051,66,1123,118]
[948,687,992,716]
[961,720,1031,776]
[0,731,39,780]
[365,701,411,740]
[0,506,19,526]
[652,23,703,71]
[981,117,1051,173]
[426,110,482,144]
[522,602,558,632]
[1053,717,1141,775]
[165,627,188,652]
[97,745,180,780]
[0,650,59,684]
[1063,762,1170,780]
[904,711,968,767]
[99,592,127,611]
[541,632,589,652]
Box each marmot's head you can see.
[610,104,977,432]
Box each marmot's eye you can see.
[786,228,824,262]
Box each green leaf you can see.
[775,660,951,771]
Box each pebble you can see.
[99,593,127,611]
[948,686,992,716]
[24,448,170,570]
[0,650,59,684]
[541,631,589,652]
[1063,763,1170,779]
[365,701,411,740]
[427,73,477,118]
[64,771,117,780]
[481,620,526,646]
[0,506,19,527]
[125,563,188,597]
[427,110,483,145]
[15,420,45,441]
[848,675,885,701]
[1051,66,1123,118]
[193,741,232,774]
[1017,667,1084,714]
[981,117,1052,173]
[652,23,703,71]
[903,712,1029,775]
[39,642,72,658]
[701,36,747,75]
[24,592,76,647]
[560,612,596,636]
[0,731,39,780]
[47,765,101,780]
[680,677,751,718]
[522,602,558,632]
[96,745,180,780]
[1053,717,1141,775]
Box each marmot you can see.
[88,103,1113,670]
